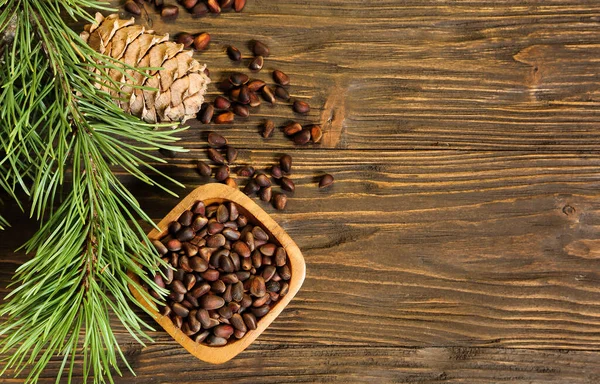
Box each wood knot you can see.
[320,83,348,148]
[562,205,576,216]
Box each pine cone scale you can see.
[107,25,145,60]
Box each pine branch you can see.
[1,138,170,383]
[0,0,190,382]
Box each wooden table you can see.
[2,0,600,382]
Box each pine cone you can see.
[80,13,210,123]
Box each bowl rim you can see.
[128,183,306,364]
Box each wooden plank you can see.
[3,151,600,351]
[2,0,600,382]
[3,346,600,383]
[87,0,600,151]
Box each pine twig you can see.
[0,1,189,382]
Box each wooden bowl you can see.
[128,183,306,364]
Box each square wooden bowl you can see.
[128,183,306,364]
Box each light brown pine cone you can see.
[81,13,210,124]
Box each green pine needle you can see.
[0,0,187,382]
[0,215,8,230]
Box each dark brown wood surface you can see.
[3,0,600,382]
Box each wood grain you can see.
[3,152,600,355]
[87,151,600,350]
[3,0,600,382]
[4,345,600,383]
[121,0,600,151]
